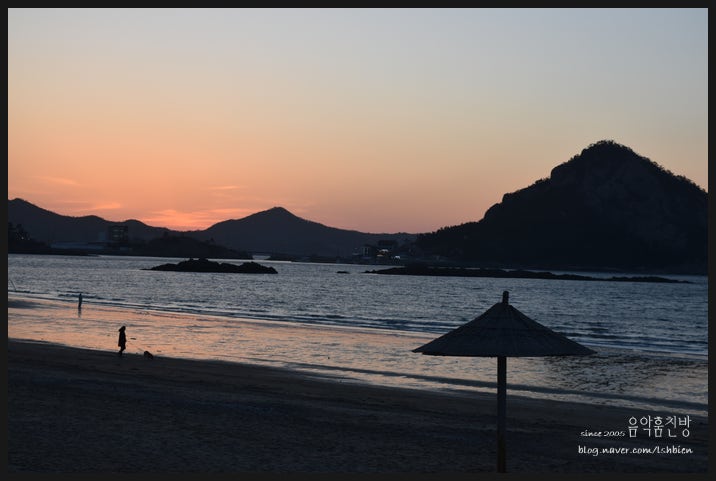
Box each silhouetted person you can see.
[78,292,83,312]
[118,326,127,356]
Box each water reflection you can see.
[8,295,707,417]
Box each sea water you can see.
[7,254,708,416]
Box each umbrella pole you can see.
[497,356,506,473]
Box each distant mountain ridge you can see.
[416,140,707,274]
[8,140,707,273]
[7,198,171,244]
[7,199,415,258]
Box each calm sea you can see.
[7,253,708,415]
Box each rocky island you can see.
[365,264,687,283]
[145,258,278,274]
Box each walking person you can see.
[118,326,127,356]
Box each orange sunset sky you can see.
[8,8,708,233]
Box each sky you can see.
[8,8,708,234]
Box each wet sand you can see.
[7,339,708,475]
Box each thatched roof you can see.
[413,291,595,357]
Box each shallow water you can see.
[8,294,707,418]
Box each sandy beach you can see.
[7,338,708,475]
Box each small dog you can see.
[143,350,154,359]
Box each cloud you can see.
[142,206,265,230]
[208,207,253,216]
[39,176,79,186]
[209,185,243,191]
[89,202,123,211]
[142,209,228,231]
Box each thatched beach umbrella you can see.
[413,291,595,472]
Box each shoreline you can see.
[7,338,708,474]
[8,293,708,419]
[8,293,708,359]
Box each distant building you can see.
[362,244,377,258]
[108,225,129,245]
[360,239,406,264]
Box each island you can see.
[365,264,687,283]
[145,258,278,274]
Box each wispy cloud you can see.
[208,207,253,216]
[88,202,123,211]
[208,185,247,201]
[142,209,228,230]
[39,176,79,186]
[209,185,243,191]
[142,205,271,230]
[58,201,124,218]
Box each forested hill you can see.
[416,140,707,274]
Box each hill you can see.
[7,198,170,244]
[415,140,707,274]
[8,140,706,272]
[188,207,414,258]
[7,199,415,260]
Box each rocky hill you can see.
[416,140,707,274]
